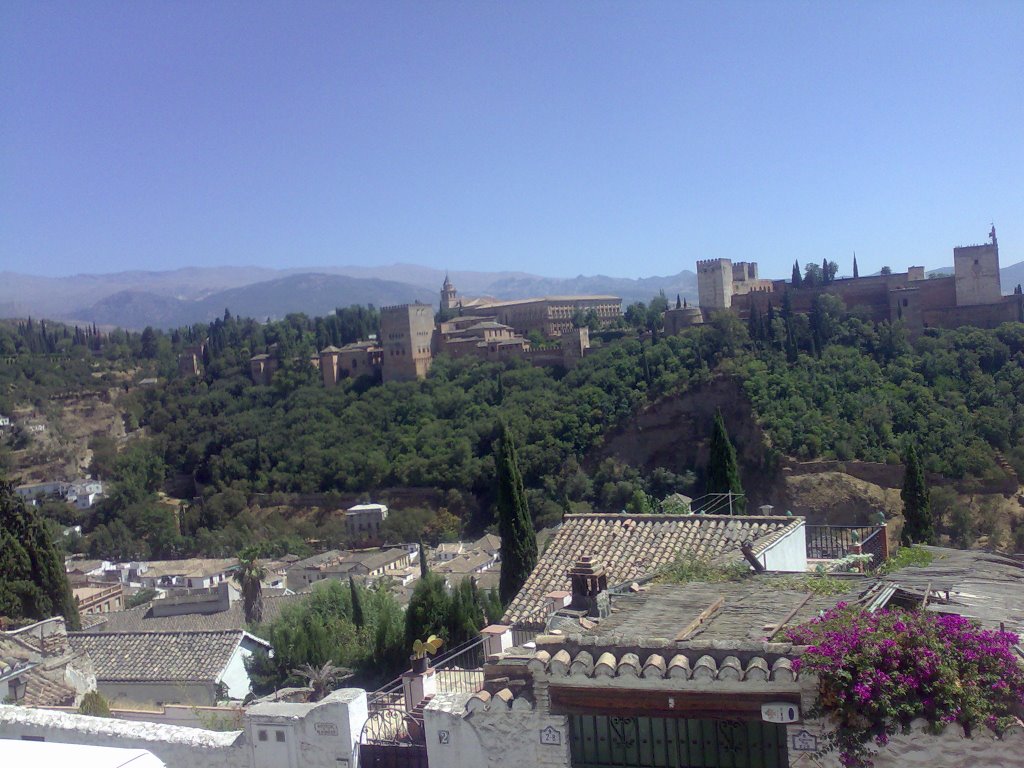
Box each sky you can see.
[2,1,1022,280]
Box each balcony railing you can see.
[805,524,887,569]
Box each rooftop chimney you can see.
[569,554,609,618]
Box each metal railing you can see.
[365,635,488,715]
[805,525,885,564]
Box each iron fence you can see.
[805,524,885,565]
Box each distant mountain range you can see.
[0,260,1020,331]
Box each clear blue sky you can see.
[2,1,1022,279]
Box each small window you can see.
[276,731,286,742]
[974,259,979,265]
[21,736,45,742]
[258,730,268,742]
[903,299,909,307]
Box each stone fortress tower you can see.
[380,303,436,383]
[696,258,734,310]
[954,225,1002,305]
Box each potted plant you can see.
[410,634,443,673]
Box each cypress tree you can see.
[349,575,364,629]
[900,445,934,546]
[791,261,802,287]
[675,294,682,309]
[419,539,429,578]
[496,422,537,605]
[405,572,451,648]
[0,480,80,629]
[853,253,859,279]
[705,411,745,514]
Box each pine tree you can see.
[900,445,934,546]
[0,480,80,629]
[496,422,537,605]
[705,410,745,514]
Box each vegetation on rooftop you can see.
[877,545,935,576]
[657,553,750,585]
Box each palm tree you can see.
[234,546,267,625]
[292,661,351,701]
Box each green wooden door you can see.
[569,714,788,768]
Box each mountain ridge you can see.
[2,260,1021,330]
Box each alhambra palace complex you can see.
[245,228,1023,386]
[668,226,1023,335]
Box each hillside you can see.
[2,304,1022,559]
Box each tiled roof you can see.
[22,668,76,707]
[882,546,1024,640]
[579,578,866,644]
[501,514,804,625]
[87,593,302,633]
[521,646,799,684]
[435,552,494,575]
[68,630,250,683]
[142,558,238,579]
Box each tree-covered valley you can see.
[2,293,1024,561]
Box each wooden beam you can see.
[768,592,813,640]
[673,597,724,641]
[549,685,801,720]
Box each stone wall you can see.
[788,717,1024,768]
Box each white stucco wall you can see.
[425,691,571,768]
[218,644,254,701]
[99,680,217,708]
[761,523,807,572]
[0,689,370,768]
[246,689,367,768]
[0,704,246,768]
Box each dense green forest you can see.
[3,296,1024,560]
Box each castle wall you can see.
[664,306,704,335]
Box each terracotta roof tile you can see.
[68,630,253,683]
[501,513,803,625]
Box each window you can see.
[276,731,286,742]
[21,736,45,742]
[258,730,268,742]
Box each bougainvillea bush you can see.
[786,604,1024,767]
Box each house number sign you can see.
[790,729,818,752]
[438,730,450,744]
[314,722,338,736]
[540,726,562,745]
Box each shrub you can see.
[78,691,112,717]
[786,605,1024,767]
